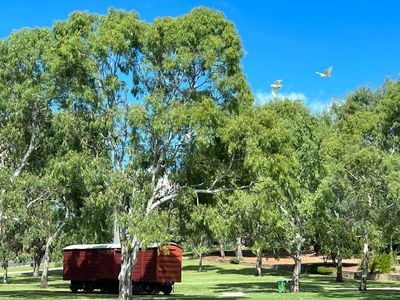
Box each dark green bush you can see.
[369,253,392,273]
[230,257,242,264]
[317,266,336,275]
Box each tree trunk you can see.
[255,248,262,276]
[292,242,302,293]
[359,236,369,291]
[198,253,203,272]
[2,261,8,284]
[40,243,50,288]
[219,242,225,258]
[389,234,393,254]
[40,211,69,288]
[118,231,140,300]
[235,237,242,259]
[336,247,343,282]
[33,250,44,277]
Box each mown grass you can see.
[7,262,59,274]
[1,259,400,299]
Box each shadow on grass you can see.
[215,266,292,277]
[0,290,225,300]
[182,264,224,272]
[0,290,116,299]
[8,269,63,285]
[316,290,400,300]
[212,281,278,294]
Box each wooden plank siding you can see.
[63,243,182,283]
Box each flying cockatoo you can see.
[316,66,333,78]
[271,80,283,97]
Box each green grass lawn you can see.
[7,262,60,274]
[1,259,400,299]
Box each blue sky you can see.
[2,0,400,112]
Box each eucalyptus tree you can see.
[51,7,251,299]
[315,131,361,282]
[328,87,388,290]
[246,100,323,292]
[376,80,400,253]
[0,28,54,283]
[227,189,282,276]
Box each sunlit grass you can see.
[7,262,59,274]
[1,258,400,299]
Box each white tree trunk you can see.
[40,244,50,288]
[359,237,369,291]
[40,210,69,288]
[235,237,242,259]
[2,262,8,284]
[198,235,204,272]
[255,248,262,276]
[389,234,393,254]
[118,232,140,300]
[292,242,302,293]
[219,242,225,258]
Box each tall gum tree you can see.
[246,100,323,292]
[50,8,251,299]
[327,87,389,290]
[0,28,53,283]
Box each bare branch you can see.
[26,188,58,209]
[147,193,179,214]
[14,127,37,178]
[195,182,255,195]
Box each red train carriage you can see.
[63,243,182,295]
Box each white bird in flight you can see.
[270,80,283,97]
[316,66,333,78]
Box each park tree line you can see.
[1,7,400,298]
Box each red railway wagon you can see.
[63,243,182,295]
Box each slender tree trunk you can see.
[235,237,242,259]
[33,250,44,277]
[113,212,120,244]
[118,230,140,300]
[255,248,262,276]
[336,247,343,282]
[219,241,225,258]
[2,261,8,284]
[389,234,393,254]
[198,253,203,272]
[40,243,51,288]
[359,235,369,291]
[198,235,204,272]
[40,210,69,288]
[292,241,302,293]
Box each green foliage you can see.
[317,266,336,275]
[369,253,392,273]
[229,257,242,264]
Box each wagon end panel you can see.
[156,245,183,283]
[63,249,97,281]
[132,248,157,282]
[96,249,120,280]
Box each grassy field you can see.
[1,259,400,299]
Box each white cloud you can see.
[305,99,330,114]
[254,91,306,105]
[254,90,329,114]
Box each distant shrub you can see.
[230,257,242,264]
[54,261,62,268]
[369,253,392,273]
[317,266,336,275]
[307,265,319,274]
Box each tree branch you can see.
[14,127,37,178]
